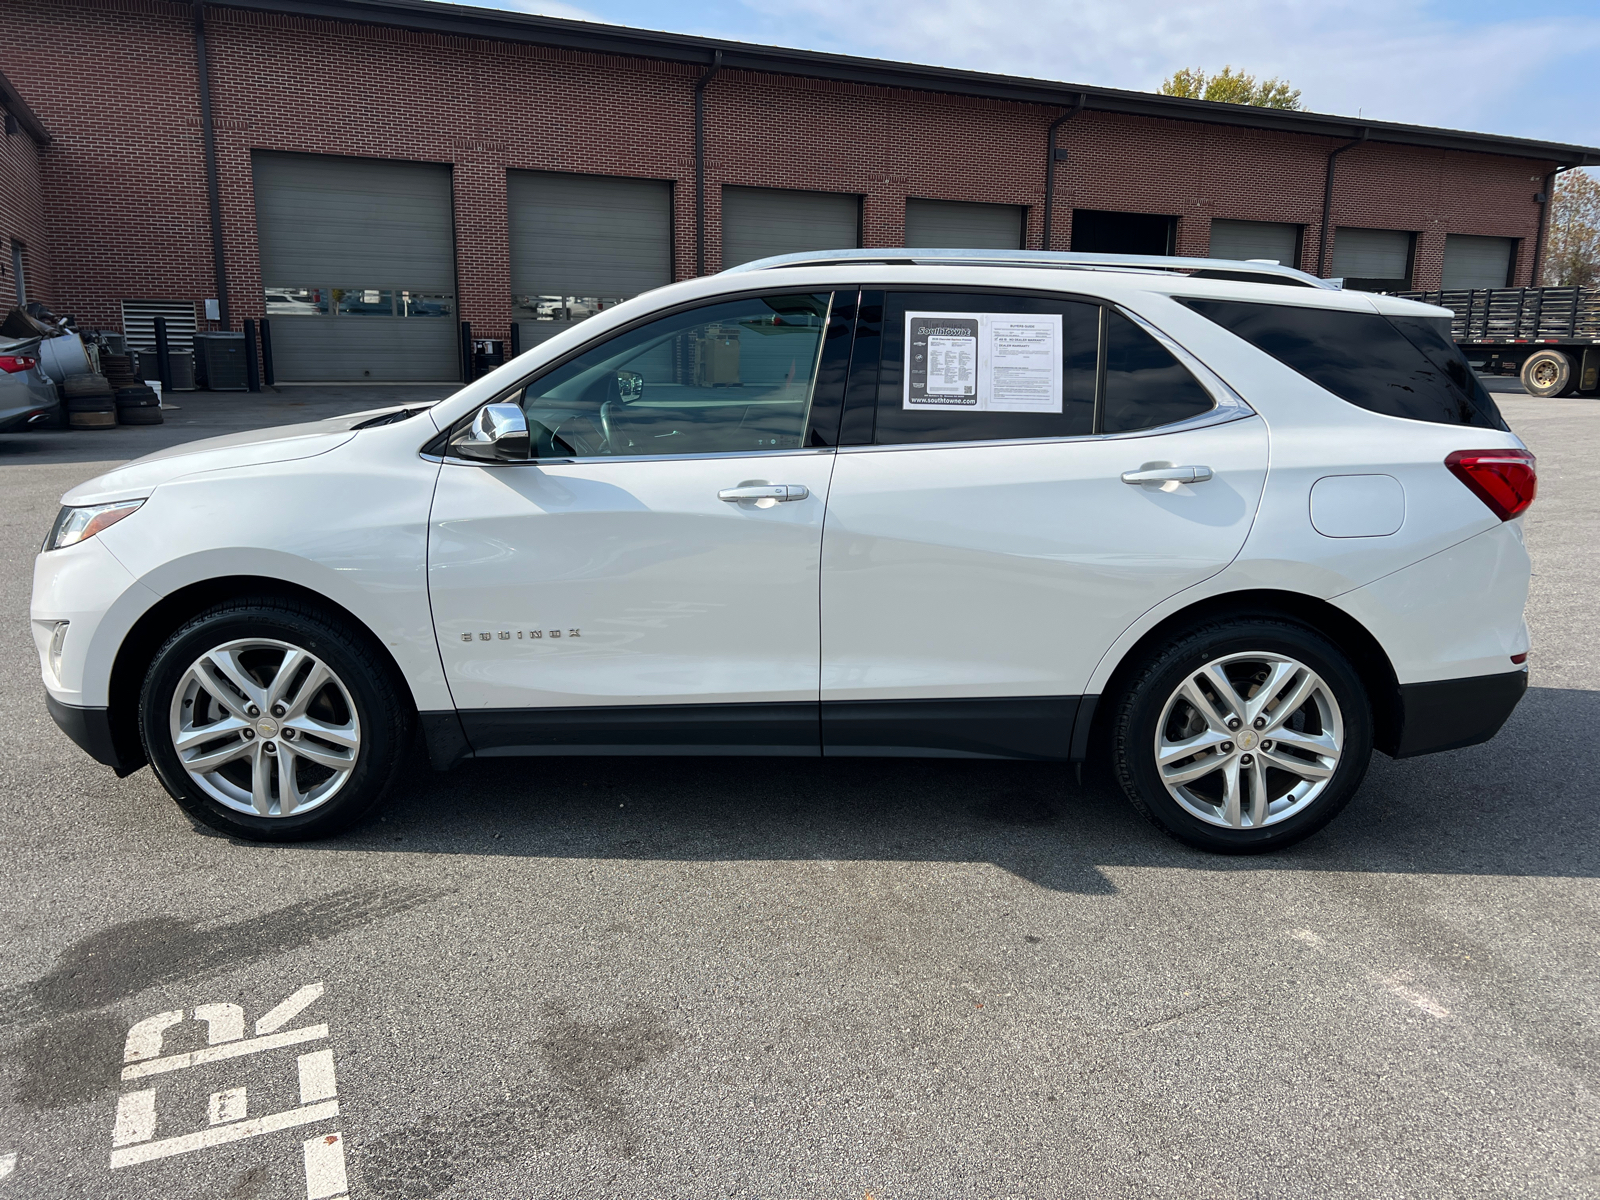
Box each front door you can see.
[428,289,848,755]
[820,289,1269,758]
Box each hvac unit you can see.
[192,332,248,391]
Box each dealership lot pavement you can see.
[0,386,1596,1199]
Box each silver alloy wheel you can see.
[168,637,361,818]
[1154,651,1343,830]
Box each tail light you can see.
[0,354,39,374]
[1445,448,1537,521]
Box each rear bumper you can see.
[1391,668,1527,758]
[45,692,142,776]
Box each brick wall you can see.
[0,98,51,310]
[0,0,1559,351]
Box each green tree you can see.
[1543,169,1600,288]
[1160,66,1304,110]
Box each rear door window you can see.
[1178,297,1506,429]
[873,292,1099,444]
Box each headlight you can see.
[44,499,145,551]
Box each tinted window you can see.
[1179,297,1505,429]
[873,292,1099,444]
[1102,310,1216,432]
[1386,315,1507,429]
[508,293,829,458]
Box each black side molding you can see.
[822,696,1081,760]
[459,701,821,757]
[1391,668,1527,759]
[45,693,143,777]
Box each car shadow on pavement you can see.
[281,685,1598,894]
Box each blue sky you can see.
[467,0,1600,149]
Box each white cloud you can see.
[729,0,1600,143]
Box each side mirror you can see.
[453,403,531,462]
[615,370,644,402]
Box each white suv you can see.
[32,251,1535,852]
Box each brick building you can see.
[2,0,1597,382]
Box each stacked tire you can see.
[102,352,163,426]
[62,373,117,429]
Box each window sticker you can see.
[904,312,1063,412]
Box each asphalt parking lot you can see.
[0,381,1596,1199]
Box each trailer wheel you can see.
[1521,349,1576,397]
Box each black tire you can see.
[1109,618,1374,854]
[139,598,413,841]
[69,410,117,429]
[1520,349,1576,398]
[67,396,116,413]
[63,372,113,398]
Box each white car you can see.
[32,251,1535,852]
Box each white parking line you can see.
[108,1101,340,1169]
[303,1131,349,1200]
[1,1151,17,1178]
[1292,928,1452,1020]
[258,983,325,1036]
[121,1025,328,1080]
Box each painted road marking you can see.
[109,981,347,1198]
[303,1131,349,1199]
[112,1090,158,1147]
[1292,928,1452,1020]
[298,1051,338,1104]
[109,1101,340,1168]
[121,1025,328,1080]
[209,1087,248,1125]
[258,983,325,1036]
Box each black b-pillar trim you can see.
[837,290,884,445]
[804,289,859,447]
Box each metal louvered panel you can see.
[721,187,860,269]
[120,300,198,351]
[1441,236,1513,290]
[253,152,455,289]
[509,171,672,298]
[904,199,1024,250]
[1208,219,1300,266]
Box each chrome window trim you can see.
[425,445,838,468]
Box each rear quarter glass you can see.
[1177,297,1506,430]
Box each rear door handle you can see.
[718,484,809,502]
[1121,465,1213,486]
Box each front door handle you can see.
[718,484,809,502]
[1121,465,1214,486]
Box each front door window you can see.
[510,293,832,458]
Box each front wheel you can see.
[140,599,412,841]
[1109,619,1373,853]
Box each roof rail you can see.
[722,247,1341,289]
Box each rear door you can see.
[819,288,1269,758]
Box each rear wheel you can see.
[140,599,411,840]
[1110,619,1373,853]
[1520,349,1576,397]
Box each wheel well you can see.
[106,576,412,775]
[1089,589,1404,759]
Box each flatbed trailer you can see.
[1397,287,1600,396]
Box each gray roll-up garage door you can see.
[904,198,1024,250]
[253,151,458,382]
[1208,219,1300,265]
[721,187,859,269]
[1331,227,1415,290]
[509,171,672,348]
[1442,235,1514,289]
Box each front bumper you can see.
[1391,668,1528,758]
[45,692,143,776]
